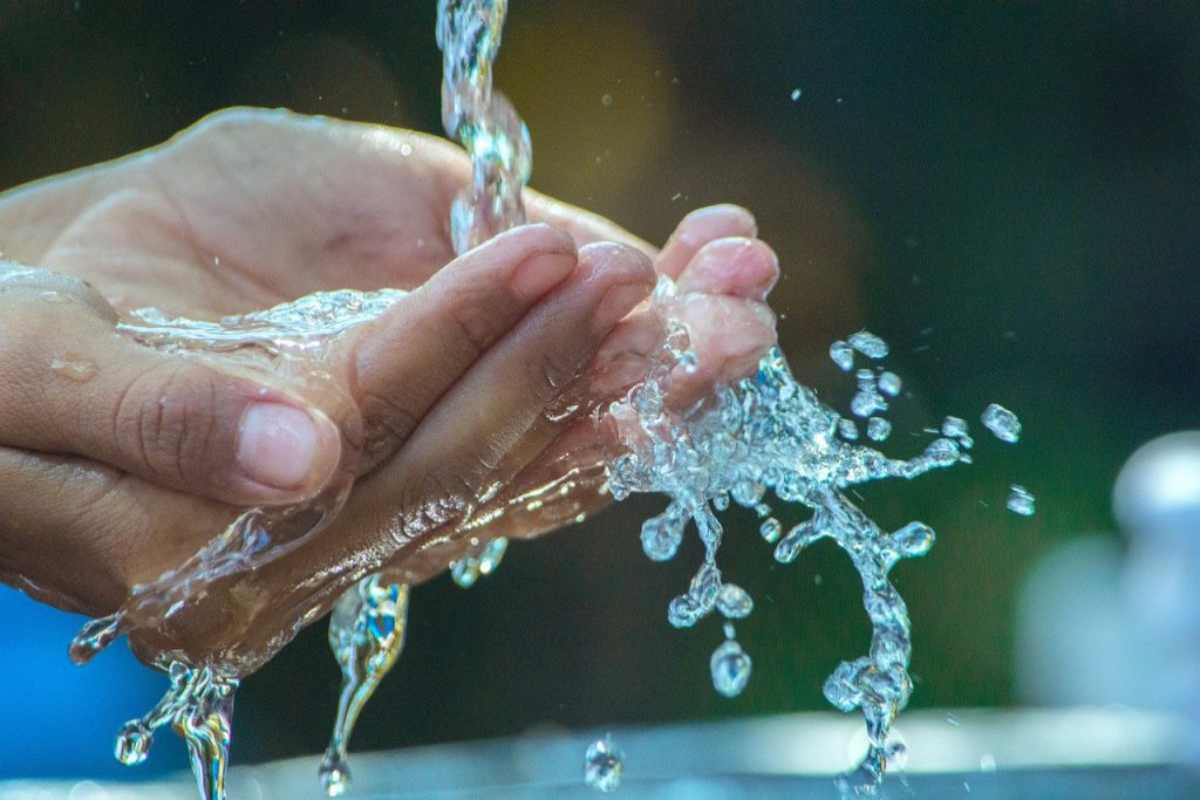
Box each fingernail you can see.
[678,205,757,246]
[511,251,576,301]
[594,282,652,333]
[237,403,323,490]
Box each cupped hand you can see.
[0,108,779,672]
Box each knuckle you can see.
[443,285,498,358]
[113,362,220,484]
[396,471,472,542]
[361,390,421,456]
[530,349,576,405]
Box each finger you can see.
[665,293,778,409]
[269,243,654,585]
[0,445,236,619]
[0,269,344,507]
[655,205,758,279]
[674,236,780,301]
[398,241,654,498]
[343,223,577,467]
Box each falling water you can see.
[604,307,1027,790]
[50,1,1035,796]
[314,2,534,792]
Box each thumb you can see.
[0,264,343,506]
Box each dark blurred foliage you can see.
[2,0,1199,774]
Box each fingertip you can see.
[577,242,657,333]
[676,236,780,300]
[657,204,759,278]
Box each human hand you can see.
[0,108,779,672]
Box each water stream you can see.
[51,2,1033,797]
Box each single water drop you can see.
[759,517,782,543]
[600,93,613,108]
[877,371,902,396]
[829,340,854,371]
[716,583,754,618]
[115,721,152,765]
[710,639,752,698]
[848,330,889,359]
[50,354,98,382]
[867,417,892,442]
[641,514,683,561]
[981,403,1021,443]
[477,537,508,574]
[893,521,935,558]
[449,558,480,588]
[1006,484,1035,516]
[790,88,802,101]
[584,735,624,793]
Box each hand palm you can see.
[0,109,777,672]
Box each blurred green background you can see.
[2,0,1199,778]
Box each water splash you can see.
[67,290,394,798]
[319,578,410,796]
[604,297,1018,789]
[113,661,238,800]
[311,3,534,792]
[981,403,1021,444]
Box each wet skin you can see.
[0,108,780,673]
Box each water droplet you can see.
[716,583,753,618]
[848,330,889,359]
[50,354,98,382]
[877,371,901,396]
[477,537,508,574]
[979,753,997,772]
[1006,484,1035,516]
[114,721,152,765]
[450,558,480,588]
[759,517,782,543]
[981,403,1021,443]
[867,417,892,442]
[893,522,935,558]
[710,639,752,697]
[584,735,624,792]
[641,513,683,561]
[790,88,803,101]
[600,93,613,107]
[829,340,854,371]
